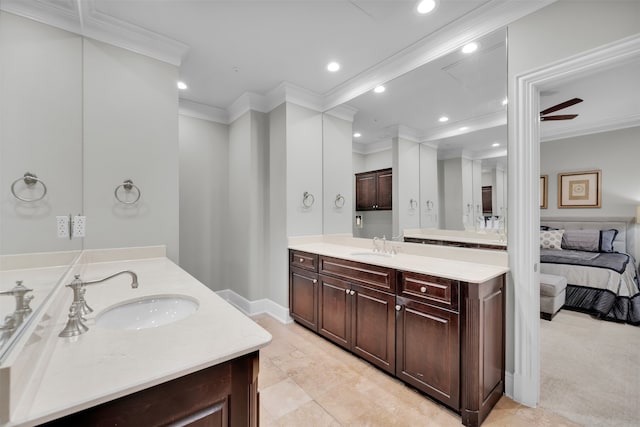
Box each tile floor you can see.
[255,315,580,427]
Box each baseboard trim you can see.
[216,289,293,324]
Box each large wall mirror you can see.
[0,12,83,361]
[328,28,507,241]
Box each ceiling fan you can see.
[540,97,583,121]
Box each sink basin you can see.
[349,251,394,258]
[96,294,199,330]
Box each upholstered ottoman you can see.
[540,273,567,320]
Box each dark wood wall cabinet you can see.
[355,168,392,211]
[289,250,505,427]
[43,352,260,427]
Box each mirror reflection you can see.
[339,29,507,241]
[0,12,83,359]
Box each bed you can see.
[540,217,640,326]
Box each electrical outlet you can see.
[73,215,86,238]
[56,216,69,238]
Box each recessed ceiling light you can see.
[459,126,468,131]
[353,132,361,138]
[373,85,386,93]
[461,42,478,54]
[438,116,449,123]
[416,0,436,14]
[327,61,340,72]
[502,97,508,106]
[177,81,188,90]
[492,143,500,147]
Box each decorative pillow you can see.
[599,229,619,253]
[540,229,564,250]
[561,229,600,252]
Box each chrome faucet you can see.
[59,271,138,337]
[0,281,34,327]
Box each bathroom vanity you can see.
[0,247,271,427]
[288,236,508,427]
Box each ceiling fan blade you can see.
[540,114,578,121]
[540,97,583,116]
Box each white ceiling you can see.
[0,0,552,117]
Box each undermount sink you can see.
[349,251,394,258]
[96,294,199,330]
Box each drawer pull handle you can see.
[420,286,427,293]
[395,305,402,311]
[312,279,317,284]
[299,258,304,263]
[350,290,355,296]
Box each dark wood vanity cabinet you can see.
[289,250,319,331]
[288,249,505,427]
[355,168,392,211]
[43,351,260,427]
[317,257,396,374]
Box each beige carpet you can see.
[540,310,640,426]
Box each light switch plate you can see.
[56,216,69,238]
[73,215,86,238]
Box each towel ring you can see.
[114,179,141,205]
[335,194,345,208]
[409,199,418,209]
[425,200,434,210]
[303,192,315,208]
[11,172,47,202]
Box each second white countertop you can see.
[289,237,508,283]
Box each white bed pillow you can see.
[540,229,564,250]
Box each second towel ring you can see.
[409,199,418,209]
[303,192,315,208]
[114,179,141,205]
[335,194,345,208]
[11,172,47,202]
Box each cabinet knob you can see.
[312,279,317,284]
[395,305,402,311]
[350,290,355,296]
[299,258,304,263]
[420,286,427,293]
[345,289,350,294]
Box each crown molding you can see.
[265,82,324,113]
[387,124,422,143]
[324,105,358,122]
[422,110,507,142]
[227,92,270,124]
[1,0,189,66]
[352,139,392,155]
[541,113,640,143]
[179,99,229,124]
[322,0,556,111]
[0,0,81,33]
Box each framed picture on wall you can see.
[558,170,602,208]
[540,175,548,209]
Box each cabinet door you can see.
[376,169,393,210]
[351,284,396,374]
[318,275,350,349]
[355,172,377,210]
[396,296,459,409]
[289,267,318,331]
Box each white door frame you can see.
[508,33,640,407]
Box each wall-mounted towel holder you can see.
[114,179,141,204]
[11,172,47,202]
[303,192,315,208]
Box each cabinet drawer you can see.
[398,271,458,311]
[290,250,318,272]
[319,256,395,292]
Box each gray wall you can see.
[83,38,180,261]
[179,115,229,290]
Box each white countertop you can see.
[5,253,272,426]
[403,229,507,247]
[289,238,508,283]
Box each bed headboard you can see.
[540,216,635,255]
